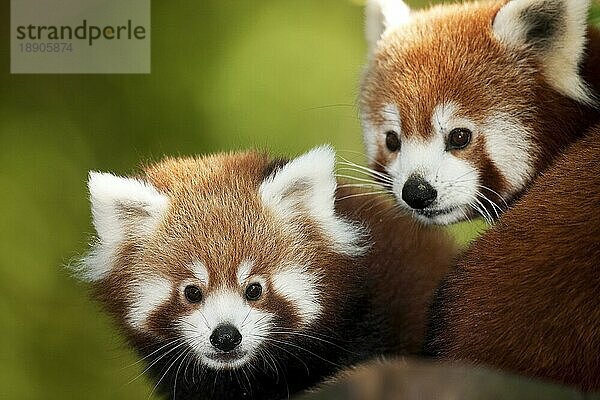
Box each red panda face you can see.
[80,147,365,372]
[361,0,596,224]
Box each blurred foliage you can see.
[2,1,599,399]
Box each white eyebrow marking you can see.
[237,260,253,286]
[190,260,209,284]
[381,103,402,133]
[431,101,476,137]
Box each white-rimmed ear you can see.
[492,0,596,105]
[89,172,169,241]
[365,0,411,54]
[80,172,170,281]
[259,146,366,257]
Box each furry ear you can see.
[88,172,169,241]
[80,172,169,281]
[492,0,595,105]
[259,146,366,257]
[365,0,411,54]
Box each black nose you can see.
[210,324,242,352]
[402,175,437,209]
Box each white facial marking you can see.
[482,113,535,193]
[384,102,480,225]
[236,260,253,286]
[190,260,209,285]
[179,289,273,370]
[272,265,322,326]
[81,172,170,282]
[381,103,402,134]
[493,0,595,105]
[259,146,366,257]
[361,103,401,169]
[127,276,172,331]
[382,101,537,224]
[361,118,380,165]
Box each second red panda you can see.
[79,146,456,399]
[359,0,600,390]
[360,0,600,224]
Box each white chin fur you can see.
[200,352,254,371]
[409,207,469,226]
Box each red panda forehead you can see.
[133,154,325,290]
[363,0,535,138]
[139,190,307,287]
[143,151,270,194]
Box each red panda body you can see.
[361,0,600,391]
[425,124,600,390]
[80,147,456,400]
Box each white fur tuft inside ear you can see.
[81,172,170,281]
[492,0,595,105]
[259,146,366,257]
[365,0,411,55]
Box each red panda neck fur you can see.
[81,147,457,400]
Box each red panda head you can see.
[361,0,597,225]
[79,146,366,371]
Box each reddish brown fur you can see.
[336,186,457,352]
[361,0,600,203]
[90,150,458,364]
[93,152,352,346]
[426,124,600,391]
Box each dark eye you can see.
[385,131,401,152]
[447,128,472,150]
[184,285,202,303]
[245,283,262,301]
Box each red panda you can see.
[359,0,600,391]
[78,146,456,400]
[425,124,600,391]
[360,0,600,225]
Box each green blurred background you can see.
[1,1,598,399]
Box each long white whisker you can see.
[149,347,189,400]
[261,337,343,368]
[268,331,355,355]
[337,183,385,189]
[334,173,388,185]
[337,156,391,176]
[451,184,505,218]
[335,191,387,202]
[123,336,186,370]
[451,188,493,225]
[127,339,189,385]
[337,161,393,183]
[477,191,503,218]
